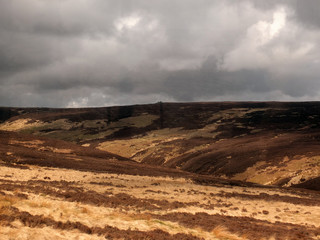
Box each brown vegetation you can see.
[1,102,320,239]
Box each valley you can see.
[1,102,320,239]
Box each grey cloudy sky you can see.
[1,0,320,107]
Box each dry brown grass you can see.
[233,156,320,187]
[211,226,285,240]
[26,201,52,209]
[212,225,248,240]
[0,226,106,240]
[0,164,319,240]
[0,194,19,209]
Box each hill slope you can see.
[1,102,320,190]
[1,130,320,240]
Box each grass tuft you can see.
[212,225,247,240]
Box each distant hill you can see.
[1,102,320,190]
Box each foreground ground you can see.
[0,131,320,239]
[1,164,320,240]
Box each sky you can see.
[1,0,320,107]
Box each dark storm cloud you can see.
[294,0,320,28]
[254,0,320,29]
[1,0,320,107]
[162,57,271,101]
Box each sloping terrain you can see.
[0,130,191,178]
[0,131,320,239]
[1,102,320,190]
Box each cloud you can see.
[294,0,320,28]
[0,0,320,107]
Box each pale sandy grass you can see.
[233,155,320,187]
[0,195,19,208]
[212,225,249,240]
[8,139,73,154]
[10,192,218,239]
[0,119,42,131]
[38,146,73,154]
[97,127,218,162]
[9,139,44,148]
[97,128,186,159]
[211,225,280,240]
[0,118,73,132]
[0,165,191,184]
[1,165,320,231]
[0,226,106,240]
